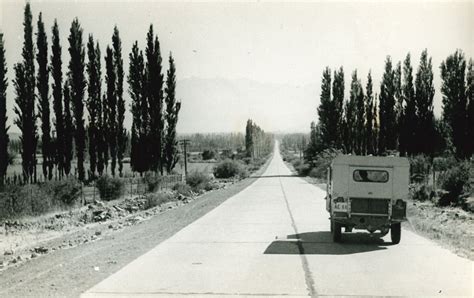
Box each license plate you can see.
[334,203,347,211]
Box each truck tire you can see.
[391,223,401,244]
[332,221,342,242]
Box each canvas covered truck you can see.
[326,155,409,244]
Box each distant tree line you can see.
[245,119,274,159]
[0,3,181,186]
[308,49,473,161]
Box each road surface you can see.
[83,145,473,297]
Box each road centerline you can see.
[276,160,318,298]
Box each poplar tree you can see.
[352,70,365,154]
[378,56,397,154]
[332,67,345,149]
[146,25,165,173]
[0,33,8,187]
[14,3,37,183]
[113,27,126,176]
[245,119,253,157]
[95,42,105,176]
[440,50,468,158]
[105,46,117,176]
[128,42,146,173]
[467,59,474,157]
[51,20,64,177]
[86,35,101,178]
[63,81,73,176]
[343,88,356,154]
[68,18,86,181]
[401,53,416,155]
[317,67,333,149]
[164,53,181,173]
[394,61,403,151]
[414,49,435,155]
[37,12,52,180]
[365,71,375,155]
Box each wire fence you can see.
[80,174,184,204]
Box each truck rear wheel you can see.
[332,221,342,242]
[391,223,401,244]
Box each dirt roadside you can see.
[0,159,271,298]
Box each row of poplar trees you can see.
[310,49,473,160]
[245,119,273,159]
[0,3,181,186]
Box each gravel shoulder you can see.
[0,158,271,298]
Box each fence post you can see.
[93,181,96,202]
[130,178,133,198]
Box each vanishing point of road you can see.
[83,144,473,297]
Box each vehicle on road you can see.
[326,155,409,244]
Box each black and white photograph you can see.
[0,0,472,297]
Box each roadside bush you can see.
[143,190,176,209]
[186,170,212,192]
[437,163,470,206]
[0,184,52,219]
[294,163,311,176]
[202,150,216,160]
[409,155,431,183]
[173,182,193,197]
[213,159,248,179]
[309,166,326,179]
[43,177,82,206]
[410,184,433,201]
[144,172,161,192]
[95,175,125,201]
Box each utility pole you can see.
[179,139,190,178]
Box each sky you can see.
[1,0,473,134]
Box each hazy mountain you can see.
[176,77,318,134]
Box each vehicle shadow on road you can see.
[264,231,390,255]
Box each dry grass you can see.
[405,199,474,260]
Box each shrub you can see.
[186,170,212,192]
[309,166,326,179]
[43,177,82,206]
[437,163,470,206]
[143,190,176,209]
[95,175,125,201]
[173,182,193,197]
[202,150,216,160]
[410,184,433,201]
[0,184,52,219]
[295,163,311,176]
[213,159,248,179]
[144,172,161,192]
[409,155,431,183]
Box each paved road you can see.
[83,145,473,297]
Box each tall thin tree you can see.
[113,27,126,176]
[332,67,345,149]
[146,25,165,173]
[63,80,73,176]
[14,3,37,183]
[440,50,468,158]
[128,42,146,173]
[352,70,365,154]
[105,46,117,176]
[317,67,333,149]
[0,33,8,187]
[51,20,64,177]
[68,18,86,181]
[164,53,181,173]
[414,49,435,155]
[400,53,416,156]
[378,56,397,154]
[365,71,375,155]
[37,12,52,180]
[86,35,101,178]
